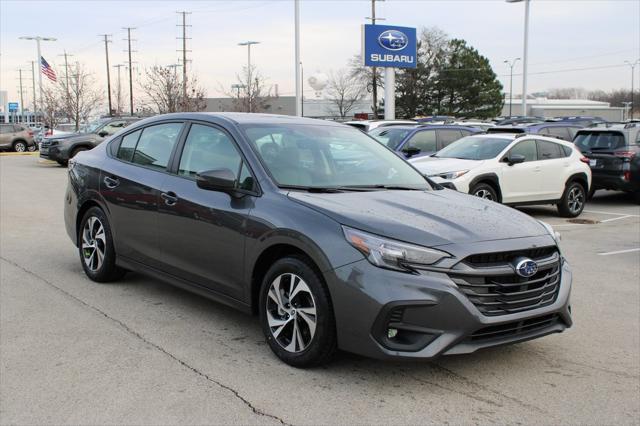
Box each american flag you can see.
[40,56,57,82]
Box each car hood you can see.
[47,132,98,143]
[288,189,548,247]
[409,157,484,176]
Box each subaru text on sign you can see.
[362,24,417,69]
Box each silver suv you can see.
[0,124,37,152]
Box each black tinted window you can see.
[131,123,182,170]
[438,129,463,147]
[562,145,573,156]
[509,139,537,162]
[117,130,141,161]
[574,131,627,151]
[178,124,243,178]
[405,130,436,152]
[537,140,563,160]
[543,127,570,140]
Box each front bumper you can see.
[428,175,471,193]
[39,144,66,161]
[591,172,639,193]
[326,235,572,360]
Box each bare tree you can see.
[139,65,207,114]
[59,63,103,130]
[349,54,383,115]
[326,68,365,118]
[222,65,274,113]
[40,86,64,129]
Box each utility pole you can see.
[238,41,260,113]
[625,59,639,120]
[29,61,37,113]
[19,36,57,113]
[123,27,136,115]
[504,58,520,117]
[58,50,73,92]
[366,0,384,119]
[17,69,26,115]
[113,64,125,115]
[177,11,192,109]
[99,34,113,116]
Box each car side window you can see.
[0,125,12,134]
[568,127,580,140]
[130,123,183,170]
[437,129,463,148]
[117,129,142,161]
[404,130,436,152]
[561,145,573,157]
[544,127,570,141]
[178,124,246,183]
[536,140,563,160]
[509,139,537,162]
[101,120,129,136]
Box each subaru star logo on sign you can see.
[363,24,417,69]
[514,258,539,278]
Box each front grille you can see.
[470,314,561,341]
[465,246,557,267]
[449,250,561,316]
[40,140,52,148]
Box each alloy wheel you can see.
[568,186,584,215]
[266,273,317,353]
[474,189,494,200]
[81,216,106,272]
[14,142,26,152]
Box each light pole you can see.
[238,41,260,113]
[624,59,639,119]
[506,0,530,117]
[504,58,521,117]
[19,36,57,114]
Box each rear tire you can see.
[78,207,126,282]
[557,181,586,217]
[259,256,337,368]
[57,160,68,167]
[470,183,498,202]
[27,144,37,152]
[13,141,27,152]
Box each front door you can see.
[156,123,256,300]
[500,139,541,203]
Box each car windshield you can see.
[368,127,412,150]
[574,131,627,151]
[435,136,513,160]
[242,124,430,190]
[83,119,110,133]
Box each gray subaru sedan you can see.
[64,113,572,367]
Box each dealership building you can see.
[502,98,625,121]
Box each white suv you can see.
[409,134,592,217]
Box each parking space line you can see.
[600,215,635,223]
[598,248,640,256]
[584,210,640,217]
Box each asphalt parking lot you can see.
[1,154,639,425]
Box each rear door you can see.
[100,121,185,269]
[535,140,569,199]
[500,139,541,203]
[155,122,256,300]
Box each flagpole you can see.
[37,39,43,114]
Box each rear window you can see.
[574,131,627,152]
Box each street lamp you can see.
[238,41,260,113]
[19,36,57,115]
[506,0,530,117]
[504,58,521,117]
[624,59,639,120]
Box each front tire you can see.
[78,207,125,282]
[259,256,337,368]
[13,141,27,152]
[470,183,498,202]
[557,181,586,217]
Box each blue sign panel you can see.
[8,102,18,112]
[362,24,417,69]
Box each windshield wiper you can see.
[339,184,423,191]
[279,185,345,193]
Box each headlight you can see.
[343,226,451,272]
[433,170,469,180]
[539,220,561,245]
[49,140,60,146]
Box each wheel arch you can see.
[468,173,502,202]
[75,197,109,246]
[565,172,589,192]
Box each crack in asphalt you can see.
[0,256,290,426]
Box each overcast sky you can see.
[1,0,639,107]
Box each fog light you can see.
[387,328,398,339]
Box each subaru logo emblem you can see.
[378,30,408,51]
[514,257,538,278]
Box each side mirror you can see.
[504,154,526,166]
[404,147,421,158]
[98,130,109,137]
[196,168,239,195]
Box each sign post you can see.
[362,24,417,120]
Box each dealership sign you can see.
[8,102,18,112]
[362,24,417,69]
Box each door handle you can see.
[103,176,120,189]
[161,191,178,206]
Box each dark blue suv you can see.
[369,125,481,158]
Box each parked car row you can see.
[0,124,37,152]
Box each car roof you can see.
[140,112,344,127]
